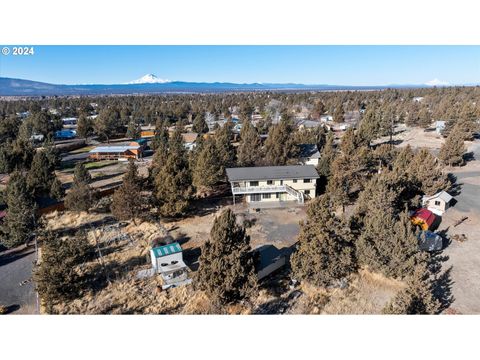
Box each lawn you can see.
[60,160,118,172]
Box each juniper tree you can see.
[333,103,345,123]
[214,119,236,172]
[264,118,297,165]
[64,163,93,212]
[291,195,356,287]
[196,209,257,305]
[237,119,262,167]
[316,132,335,179]
[154,127,194,217]
[192,114,209,134]
[33,231,93,308]
[111,160,143,222]
[407,148,449,195]
[439,125,466,166]
[0,171,36,248]
[383,256,441,314]
[126,119,141,139]
[76,114,93,140]
[26,151,53,197]
[192,137,223,192]
[50,177,65,201]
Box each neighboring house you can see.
[435,120,446,135]
[62,117,78,126]
[296,119,321,130]
[89,144,142,160]
[150,242,191,289]
[422,190,453,216]
[182,132,198,151]
[226,165,319,205]
[55,129,77,140]
[410,208,437,231]
[297,144,321,166]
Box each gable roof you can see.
[425,190,453,203]
[226,165,319,182]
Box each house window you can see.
[249,181,259,187]
[250,194,261,202]
[275,192,280,199]
[434,200,441,206]
[304,190,310,195]
[303,179,311,183]
[293,179,297,183]
[262,193,271,199]
[267,180,274,185]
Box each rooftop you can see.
[425,190,453,203]
[89,145,140,153]
[298,144,320,159]
[151,242,182,258]
[226,165,319,182]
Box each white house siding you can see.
[237,178,316,203]
[305,158,319,166]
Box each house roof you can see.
[89,145,140,153]
[181,132,198,144]
[411,208,436,227]
[226,165,319,182]
[151,242,182,258]
[425,190,453,203]
[298,144,320,159]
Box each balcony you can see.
[231,185,286,194]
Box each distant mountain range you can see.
[0,75,452,97]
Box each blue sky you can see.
[0,46,479,86]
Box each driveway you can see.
[0,245,38,314]
[439,141,480,314]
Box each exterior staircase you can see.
[285,184,304,204]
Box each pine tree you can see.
[196,209,257,305]
[291,195,356,287]
[111,160,143,221]
[64,163,93,212]
[383,256,441,314]
[192,137,223,192]
[154,127,194,217]
[192,114,209,134]
[439,125,466,166]
[0,171,36,248]
[237,119,262,166]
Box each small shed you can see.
[150,242,191,289]
[297,144,321,166]
[411,208,437,231]
[422,191,453,216]
[418,231,443,252]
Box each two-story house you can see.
[226,165,319,205]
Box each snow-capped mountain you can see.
[127,74,170,84]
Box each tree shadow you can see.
[436,228,452,249]
[54,216,117,237]
[428,252,455,312]
[0,249,35,267]
[447,173,462,197]
[463,151,475,163]
[3,304,21,314]
[183,246,201,271]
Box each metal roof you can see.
[151,242,182,258]
[226,165,319,182]
[298,144,321,159]
[89,145,140,153]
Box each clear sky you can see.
[1,46,479,86]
